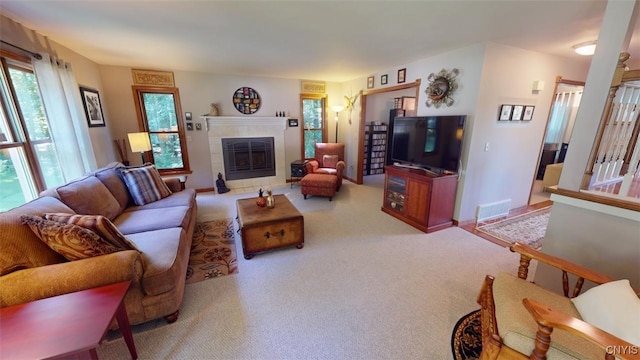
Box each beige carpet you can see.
[475,206,551,250]
[186,218,238,284]
[98,176,521,359]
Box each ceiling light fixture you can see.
[573,41,597,56]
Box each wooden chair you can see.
[477,243,639,360]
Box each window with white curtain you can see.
[545,90,583,145]
[0,50,96,211]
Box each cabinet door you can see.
[405,179,430,223]
[384,175,406,213]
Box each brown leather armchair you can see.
[305,143,346,190]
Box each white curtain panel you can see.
[33,53,97,182]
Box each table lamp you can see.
[128,132,151,164]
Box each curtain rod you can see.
[0,40,42,60]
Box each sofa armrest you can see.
[336,160,346,174]
[164,178,182,193]
[523,298,640,360]
[0,250,143,307]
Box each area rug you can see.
[185,218,238,284]
[452,309,482,360]
[475,206,551,250]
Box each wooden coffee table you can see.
[237,194,304,259]
[0,281,137,359]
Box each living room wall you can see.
[341,42,589,222]
[2,13,589,223]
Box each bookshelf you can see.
[363,122,388,175]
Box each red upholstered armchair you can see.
[305,143,346,190]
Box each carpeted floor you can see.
[475,206,551,250]
[98,176,521,359]
[451,309,482,360]
[185,218,238,283]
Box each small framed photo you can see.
[195,123,202,131]
[511,105,524,121]
[397,68,406,83]
[367,76,374,89]
[381,74,388,85]
[185,112,192,121]
[288,118,299,127]
[186,122,194,131]
[79,86,105,127]
[523,106,535,121]
[498,105,513,121]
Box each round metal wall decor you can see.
[232,87,261,114]
[425,68,459,108]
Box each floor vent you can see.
[476,199,511,223]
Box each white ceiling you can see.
[1,1,638,82]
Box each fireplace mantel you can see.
[205,116,287,189]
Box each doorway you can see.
[357,80,421,184]
[529,77,584,205]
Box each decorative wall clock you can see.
[425,68,459,108]
[232,87,261,114]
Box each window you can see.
[300,94,327,159]
[132,86,190,174]
[0,52,65,211]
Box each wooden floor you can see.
[459,200,553,248]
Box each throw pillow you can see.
[118,164,172,206]
[44,213,140,253]
[21,215,123,261]
[323,154,339,168]
[571,279,640,346]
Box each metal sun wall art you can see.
[425,68,459,108]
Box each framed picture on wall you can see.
[498,104,512,121]
[523,106,535,121]
[511,105,524,121]
[397,68,406,83]
[367,76,374,89]
[381,74,388,85]
[79,86,105,127]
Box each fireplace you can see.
[222,137,275,180]
[205,116,287,189]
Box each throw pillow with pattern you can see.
[323,154,339,168]
[44,213,140,252]
[21,215,123,261]
[118,164,172,206]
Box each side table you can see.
[290,159,308,188]
[0,281,137,359]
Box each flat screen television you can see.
[390,115,466,175]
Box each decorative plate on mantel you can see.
[232,87,261,114]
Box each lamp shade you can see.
[332,105,344,113]
[128,132,151,153]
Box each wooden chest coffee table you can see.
[236,194,304,259]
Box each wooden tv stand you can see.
[381,165,458,233]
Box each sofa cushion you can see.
[44,213,140,253]
[21,215,122,261]
[494,272,603,359]
[56,176,122,220]
[571,279,640,346]
[113,206,191,235]
[0,197,72,274]
[123,189,196,212]
[118,164,172,206]
[92,162,130,212]
[125,227,186,296]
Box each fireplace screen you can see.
[222,137,275,180]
